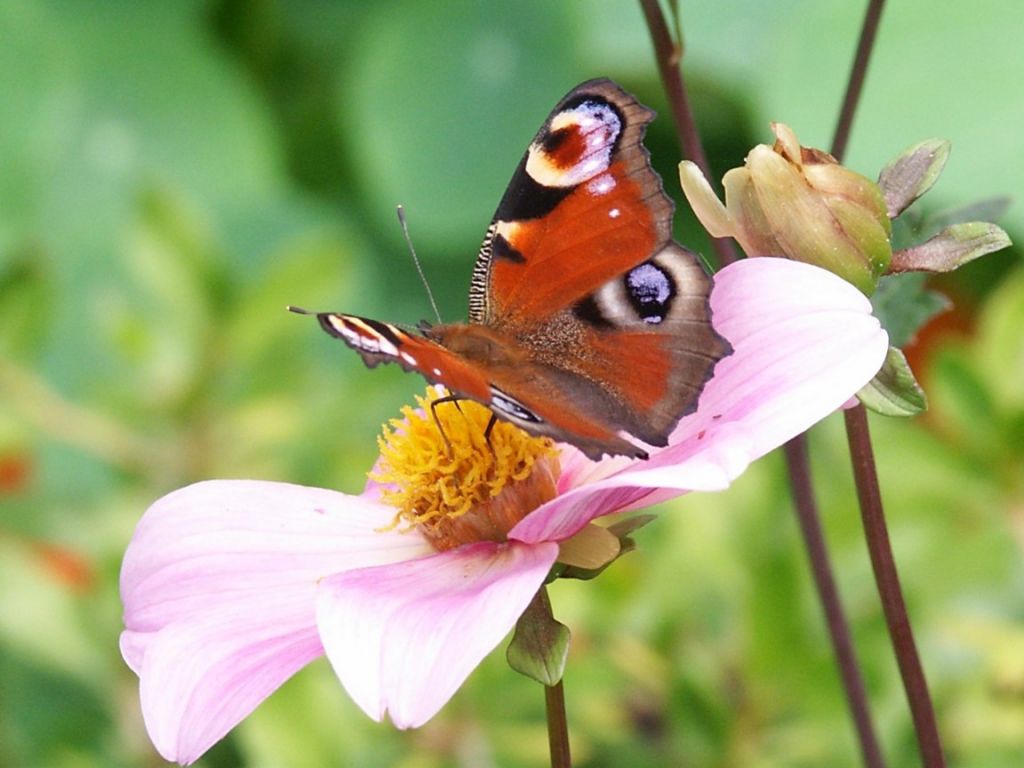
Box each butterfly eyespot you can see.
[625,262,675,325]
[490,387,543,424]
[526,99,623,189]
[541,126,574,155]
[608,207,621,219]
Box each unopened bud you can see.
[680,123,892,294]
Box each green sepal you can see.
[877,138,950,219]
[857,346,928,416]
[555,514,656,581]
[506,589,570,686]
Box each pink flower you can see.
[120,258,887,764]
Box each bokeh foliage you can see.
[0,1,1021,766]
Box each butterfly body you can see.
[309,79,731,460]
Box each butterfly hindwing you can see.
[457,243,725,457]
[566,243,727,443]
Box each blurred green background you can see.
[1,1,1022,766]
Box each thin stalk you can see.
[545,680,571,768]
[785,437,886,768]
[831,0,886,161]
[532,586,572,768]
[833,1,947,765]
[638,0,738,267]
[844,406,946,767]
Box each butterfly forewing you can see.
[469,79,673,326]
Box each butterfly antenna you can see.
[397,205,443,324]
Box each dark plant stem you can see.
[638,0,738,268]
[545,679,571,768]
[784,437,886,768]
[833,2,947,766]
[845,406,946,767]
[831,0,886,161]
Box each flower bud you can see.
[680,123,892,294]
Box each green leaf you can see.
[891,222,1012,273]
[877,138,950,218]
[857,346,928,416]
[506,588,570,686]
[871,273,951,348]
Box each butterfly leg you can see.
[482,413,498,456]
[429,393,499,458]
[429,393,463,457]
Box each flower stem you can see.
[830,0,887,161]
[638,0,739,267]
[832,2,947,765]
[784,436,887,768]
[844,406,947,767]
[537,586,572,768]
[545,679,572,768]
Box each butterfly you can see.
[297,79,731,460]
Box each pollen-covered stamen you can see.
[370,387,560,552]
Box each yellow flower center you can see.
[370,387,560,551]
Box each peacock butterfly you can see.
[297,79,731,460]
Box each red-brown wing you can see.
[312,313,493,403]
[468,79,673,328]
[308,312,649,458]
[309,312,671,459]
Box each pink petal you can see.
[317,540,559,729]
[554,443,633,492]
[121,480,432,764]
[121,606,322,765]
[510,259,887,544]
